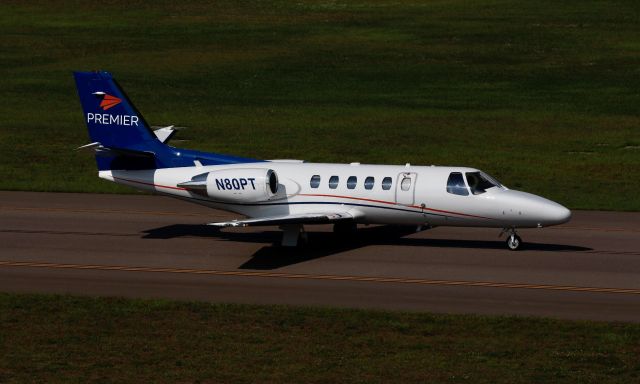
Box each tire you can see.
[333,222,357,235]
[506,234,522,251]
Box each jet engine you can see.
[179,168,279,203]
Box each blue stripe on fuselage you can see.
[178,195,453,219]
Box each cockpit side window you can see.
[465,172,501,195]
[446,172,469,196]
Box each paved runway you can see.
[1,191,639,322]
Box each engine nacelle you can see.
[205,168,279,203]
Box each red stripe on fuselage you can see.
[299,193,493,220]
[299,193,396,206]
[109,179,493,220]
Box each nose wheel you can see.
[501,228,523,251]
[506,233,522,250]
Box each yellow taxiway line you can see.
[1,260,639,295]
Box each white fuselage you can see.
[100,161,571,229]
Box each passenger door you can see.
[395,172,417,205]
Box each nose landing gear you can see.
[506,233,522,250]
[501,227,522,251]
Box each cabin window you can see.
[465,172,501,195]
[347,176,357,189]
[382,177,392,190]
[446,172,469,196]
[400,177,412,191]
[310,175,321,188]
[364,176,375,190]
[329,175,339,189]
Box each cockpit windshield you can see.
[465,172,503,195]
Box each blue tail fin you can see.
[74,71,261,170]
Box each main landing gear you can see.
[501,227,522,251]
[280,224,308,247]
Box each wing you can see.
[208,212,354,227]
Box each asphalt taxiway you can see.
[1,191,638,322]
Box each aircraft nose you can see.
[545,203,572,225]
[500,190,571,227]
[530,195,572,227]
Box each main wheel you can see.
[333,221,357,243]
[333,221,357,235]
[506,234,522,251]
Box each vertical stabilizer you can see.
[74,71,262,170]
[74,71,177,170]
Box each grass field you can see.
[1,0,639,210]
[0,293,638,383]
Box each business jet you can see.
[74,71,571,250]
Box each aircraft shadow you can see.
[141,224,591,270]
[142,224,277,244]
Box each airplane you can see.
[74,71,571,250]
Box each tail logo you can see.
[92,92,122,111]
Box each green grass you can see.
[0,293,639,383]
[1,1,639,209]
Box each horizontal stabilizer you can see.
[267,159,305,163]
[208,212,354,227]
[151,125,187,143]
[76,142,155,158]
[76,142,102,151]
